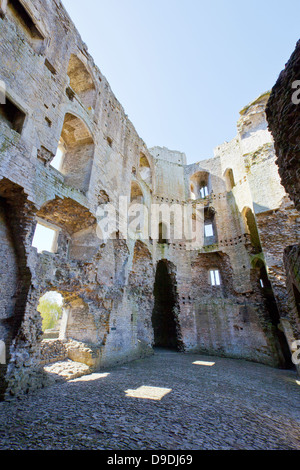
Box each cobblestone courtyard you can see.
[0,350,300,450]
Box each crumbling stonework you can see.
[0,0,299,399]
[266,40,300,371]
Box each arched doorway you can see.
[152,260,181,350]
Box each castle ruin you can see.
[0,0,299,400]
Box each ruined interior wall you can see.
[0,0,299,399]
[236,94,300,361]
[0,0,156,398]
[265,41,300,365]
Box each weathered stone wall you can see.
[265,41,300,372]
[266,40,300,212]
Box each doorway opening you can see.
[152,260,182,351]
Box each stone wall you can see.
[265,41,300,373]
[266,40,300,212]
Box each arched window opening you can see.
[67,54,96,110]
[242,207,262,253]
[139,154,152,187]
[129,182,145,237]
[224,168,236,192]
[190,171,210,200]
[130,181,144,204]
[54,113,95,194]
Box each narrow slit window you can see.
[32,223,58,253]
[210,269,221,286]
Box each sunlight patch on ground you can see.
[193,361,216,367]
[125,386,172,401]
[70,373,110,383]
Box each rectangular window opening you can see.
[44,59,56,75]
[0,96,26,134]
[8,0,44,40]
[210,269,221,286]
[205,223,214,238]
[200,186,209,198]
[32,223,58,254]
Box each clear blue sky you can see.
[62,0,300,164]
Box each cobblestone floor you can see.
[0,349,300,450]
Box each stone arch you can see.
[190,171,211,200]
[224,168,235,192]
[130,181,144,204]
[67,54,97,110]
[139,153,152,187]
[151,259,183,351]
[242,206,262,253]
[36,197,96,237]
[53,113,95,194]
[129,182,145,237]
